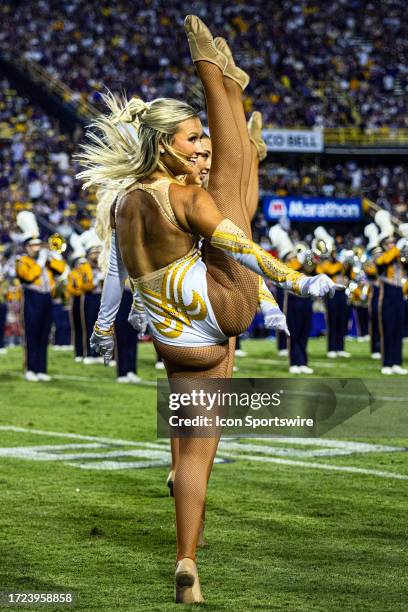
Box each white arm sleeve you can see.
[96,230,128,331]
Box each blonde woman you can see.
[79,16,338,604]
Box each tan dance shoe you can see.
[175,558,204,604]
[248,111,267,161]
[214,36,250,91]
[184,15,227,71]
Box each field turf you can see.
[0,338,407,611]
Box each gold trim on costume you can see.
[258,277,278,307]
[211,219,305,294]
[132,248,207,339]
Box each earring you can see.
[160,149,165,155]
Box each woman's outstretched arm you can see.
[182,186,342,298]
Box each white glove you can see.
[264,306,290,336]
[37,248,49,268]
[90,328,114,365]
[128,309,148,334]
[299,274,344,298]
[95,230,127,330]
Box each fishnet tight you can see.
[196,61,259,337]
[154,59,259,564]
[153,337,236,561]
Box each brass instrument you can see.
[344,245,369,301]
[314,238,330,259]
[48,233,67,254]
[362,198,408,238]
[295,242,314,269]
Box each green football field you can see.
[0,338,407,611]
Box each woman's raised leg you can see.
[185,16,258,337]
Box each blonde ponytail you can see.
[94,187,119,273]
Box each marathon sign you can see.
[263,128,324,153]
[263,196,362,222]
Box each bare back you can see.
[114,179,195,279]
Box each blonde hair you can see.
[77,92,198,190]
[76,92,198,272]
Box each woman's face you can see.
[197,136,212,188]
[162,117,204,176]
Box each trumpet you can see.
[48,233,67,254]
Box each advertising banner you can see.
[263,128,324,152]
[262,196,362,222]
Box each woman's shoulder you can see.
[114,188,145,221]
[169,181,203,199]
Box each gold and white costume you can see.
[126,180,227,347]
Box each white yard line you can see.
[0,425,162,447]
[0,426,406,479]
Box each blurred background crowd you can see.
[1,0,406,128]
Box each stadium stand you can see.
[0,77,93,244]
[1,0,407,129]
[0,1,407,249]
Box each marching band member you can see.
[67,233,87,362]
[315,227,350,359]
[347,245,370,342]
[4,278,22,348]
[269,225,313,374]
[350,282,369,340]
[364,223,381,359]
[400,222,408,342]
[80,229,104,364]
[375,211,407,375]
[0,248,9,355]
[115,279,141,383]
[274,286,288,356]
[15,211,65,381]
[269,220,288,356]
[404,279,408,340]
[51,243,72,351]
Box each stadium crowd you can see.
[0,77,92,245]
[0,0,407,129]
[259,161,408,217]
[1,71,407,251]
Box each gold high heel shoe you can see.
[175,558,204,604]
[248,111,267,161]
[214,36,250,91]
[184,15,227,71]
